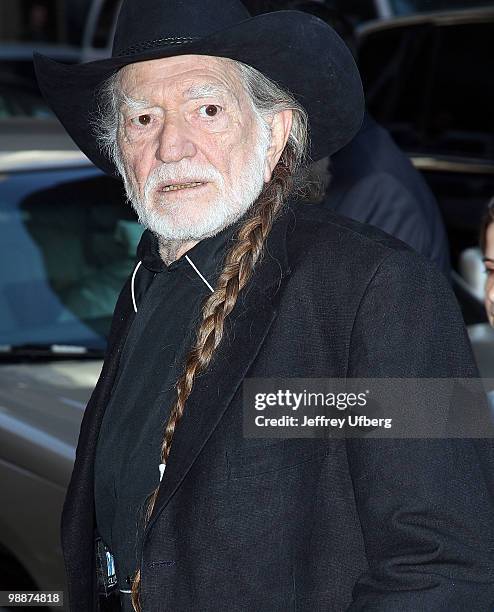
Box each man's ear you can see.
[264,109,293,183]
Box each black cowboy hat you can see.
[33,0,364,177]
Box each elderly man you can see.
[35,1,494,611]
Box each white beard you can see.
[121,122,271,241]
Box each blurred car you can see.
[0,74,51,120]
[0,123,141,611]
[0,44,81,119]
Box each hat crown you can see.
[112,0,251,57]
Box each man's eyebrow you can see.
[482,257,494,263]
[119,91,153,112]
[184,83,231,100]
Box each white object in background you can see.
[459,247,486,302]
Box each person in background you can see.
[480,196,494,325]
[325,111,451,277]
[477,196,494,419]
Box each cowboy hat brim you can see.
[34,10,364,176]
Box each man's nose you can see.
[156,115,196,163]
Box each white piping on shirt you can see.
[130,255,215,314]
[130,260,142,313]
[129,256,214,488]
[185,254,215,293]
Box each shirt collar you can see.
[136,219,243,282]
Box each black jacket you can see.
[62,203,494,611]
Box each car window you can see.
[359,19,494,161]
[0,168,143,349]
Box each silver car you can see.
[0,121,141,611]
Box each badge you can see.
[95,537,118,598]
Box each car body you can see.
[0,123,141,610]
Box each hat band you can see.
[116,36,200,57]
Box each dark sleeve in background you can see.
[324,113,451,279]
[345,249,494,611]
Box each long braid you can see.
[130,146,299,611]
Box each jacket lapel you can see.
[145,207,293,533]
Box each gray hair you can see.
[93,70,126,176]
[93,58,309,178]
[235,60,309,171]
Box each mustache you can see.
[144,160,223,190]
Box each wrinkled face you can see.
[116,55,272,241]
[484,222,494,325]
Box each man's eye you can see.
[198,105,221,118]
[131,114,152,126]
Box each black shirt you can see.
[94,223,238,607]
